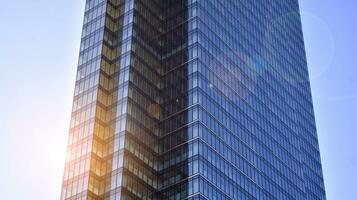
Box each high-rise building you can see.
[61,0,326,199]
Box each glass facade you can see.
[61,0,326,199]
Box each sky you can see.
[0,0,356,199]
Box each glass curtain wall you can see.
[61,0,326,199]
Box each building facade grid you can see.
[61,0,326,199]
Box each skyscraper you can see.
[61,0,326,199]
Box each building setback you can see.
[61,0,326,199]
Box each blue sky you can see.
[0,0,356,199]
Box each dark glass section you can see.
[61,0,326,199]
[158,0,190,199]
